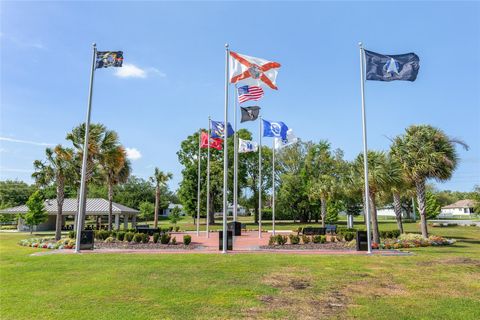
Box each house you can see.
[0,198,139,231]
[162,204,185,216]
[439,199,476,218]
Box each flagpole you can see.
[222,43,229,253]
[75,43,96,253]
[272,139,276,236]
[359,42,372,254]
[196,129,201,236]
[258,116,262,238]
[233,84,238,223]
[206,116,211,238]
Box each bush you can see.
[133,233,143,243]
[330,235,336,242]
[268,235,276,246]
[183,235,192,245]
[335,234,344,241]
[277,235,288,245]
[117,231,125,241]
[125,232,134,242]
[379,230,401,239]
[344,232,355,242]
[104,236,115,243]
[312,235,322,243]
[96,230,111,241]
[175,226,180,232]
[160,233,171,244]
[68,231,76,239]
[289,234,300,245]
[337,228,357,236]
[141,233,149,243]
[302,235,311,244]
[320,235,327,244]
[171,237,177,245]
[153,233,160,243]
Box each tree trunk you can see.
[320,196,326,227]
[154,186,160,228]
[416,179,428,238]
[107,182,113,231]
[369,193,380,244]
[392,192,404,234]
[208,192,216,225]
[55,177,65,241]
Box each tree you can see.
[32,145,75,240]
[24,191,48,233]
[139,201,155,221]
[150,168,173,228]
[391,125,468,238]
[425,191,441,219]
[0,180,34,209]
[169,206,181,226]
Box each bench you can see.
[135,226,160,235]
[326,224,337,234]
[302,227,326,235]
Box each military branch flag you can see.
[200,132,223,150]
[238,139,258,153]
[210,120,235,139]
[229,51,281,90]
[237,85,264,103]
[274,129,298,149]
[96,51,124,69]
[262,119,289,140]
[364,50,420,82]
[240,106,261,123]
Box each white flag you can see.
[229,51,281,90]
[274,129,298,149]
[238,138,258,153]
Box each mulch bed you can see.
[95,241,199,250]
[260,242,353,250]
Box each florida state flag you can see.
[200,132,223,150]
[229,51,281,90]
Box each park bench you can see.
[326,224,337,234]
[135,226,160,235]
[302,227,326,235]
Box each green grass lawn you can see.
[1,223,479,319]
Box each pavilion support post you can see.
[124,215,128,230]
[115,214,120,230]
[132,215,137,229]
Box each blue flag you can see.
[262,119,288,139]
[365,50,419,82]
[210,120,234,139]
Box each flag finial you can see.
[92,43,96,47]
[358,42,363,47]
[225,43,229,49]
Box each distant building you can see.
[162,204,185,216]
[439,200,476,218]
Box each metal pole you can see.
[272,139,276,236]
[233,85,238,223]
[359,42,372,254]
[196,129,201,236]
[206,117,211,238]
[222,44,229,253]
[258,116,262,238]
[75,43,96,253]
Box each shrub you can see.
[336,234,344,242]
[125,232,134,242]
[302,235,311,244]
[277,235,288,245]
[68,231,76,239]
[133,233,143,243]
[289,234,300,245]
[96,230,111,241]
[104,236,115,243]
[320,235,327,244]
[183,235,192,245]
[330,236,336,242]
[312,235,322,244]
[380,230,401,239]
[268,235,276,246]
[153,233,160,243]
[175,226,180,232]
[160,233,171,244]
[344,232,355,242]
[141,233,149,243]
[168,226,174,232]
[171,237,177,245]
[117,231,125,241]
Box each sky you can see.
[1,1,479,192]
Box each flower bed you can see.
[260,242,353,250]
[18,238,76,250]
[94,241,198,250]
[372,234,455,250]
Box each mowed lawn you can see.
[1,223,479,320]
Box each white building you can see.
[439,200,476,218]
[162,204,185,216]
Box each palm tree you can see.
[390,125,468,238]
[99,146,131,230]
[354,151,399,244]
[32,145,75,240]
[384,154,410,234]
[150,168,173,228]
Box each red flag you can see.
[201,132,223,150]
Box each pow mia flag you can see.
[240,106,261,123]
[96,51,124,69]
[364,50,419,82]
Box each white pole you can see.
[196,129,201,236]
[75,43,96,253]
[258,116,262,238]
[272,139,276,236]
[359,42,372,254]
[233,85,238,222]
[206,117,211,238]
[222,44,229,253]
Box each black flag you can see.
[240,106,261,123]
[96,51,124,69]
[364,50,419,82]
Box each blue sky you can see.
[1,1,479,192]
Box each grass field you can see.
[1,222,479,319]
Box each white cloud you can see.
[126,147,142,161]
[0,136,53,147]
[114,63,166,79]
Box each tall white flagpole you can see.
[196,129,201,236]
[222,44,229,253]
[258,116,262,238]
[272,139,276,236]
[233,85,238,223]
[75,43,97,253]
[359,42,372,254]
[206,117,211,238]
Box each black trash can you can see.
[356,231,368,251]
[227,221,242,236]
[219,230,233,251]
[80,230,94,250]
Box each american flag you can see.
[237,85,264,104]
